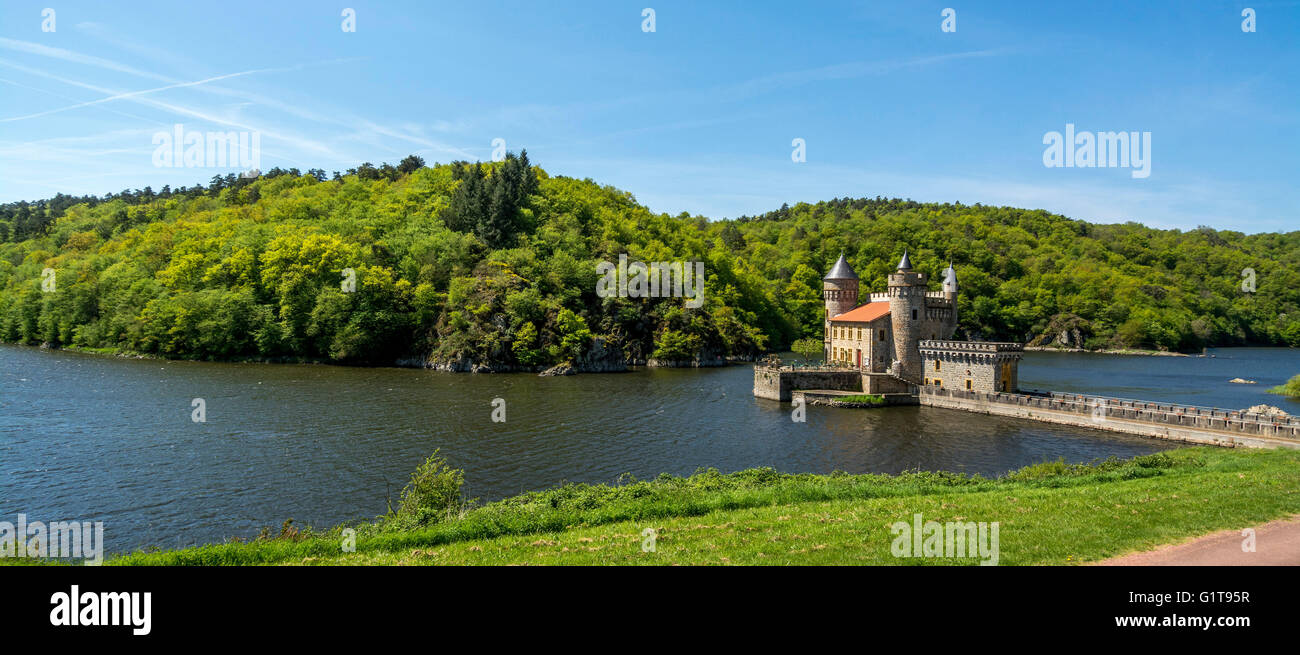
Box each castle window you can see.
[879,331,884,341]
[912,309,917,320]
[935,360,941,371]
[966,379,972,390]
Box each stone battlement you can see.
[919,340,1023,353]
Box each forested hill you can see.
[729,199,1300,351]
[1,156,1297,371]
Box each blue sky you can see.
[1,0,1296,232]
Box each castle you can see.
[822,251,1020,393]
[751,255,1293,451]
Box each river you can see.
[2,345,1297,553]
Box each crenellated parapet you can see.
[921,340,1023,354]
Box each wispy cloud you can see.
[0,37,170,82]
[716,49,1013,101]
[0,59,343,163]
[0,66,307,123]
[2,33,480,170]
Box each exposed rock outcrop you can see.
[1245,404,1289,418]
[538,337,628,376]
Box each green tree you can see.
[790,337,823,363]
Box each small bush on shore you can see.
[1268,374,1300,398]
[396,450,465,525]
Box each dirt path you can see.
[1095,517,1300,566]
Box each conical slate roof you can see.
[943,261,958,290]
[897,250,913,271]
[823,251,858,280]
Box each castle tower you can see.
[822,252,858,360]
[888,250,927,382]
[942,261,958,332]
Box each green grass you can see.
[89,447,1300,566]
[834,394,885,404]
[1269,374,1300,398]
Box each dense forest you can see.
[1,155,1297,371]
[728,198,1300,352]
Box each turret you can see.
[887,250,927,382]
[942,261,958,330]
[823,252,859,360]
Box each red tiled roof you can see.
[830,301,890,323]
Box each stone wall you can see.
[863,372,913,394]
[920,387,1300,449]
[919,341,1022,393]
[752,366,864,401]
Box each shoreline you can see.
[68,447,1300,566]
[2,341,747,374]
[1024,346,1192,357]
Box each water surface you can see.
[3,345,1294,553]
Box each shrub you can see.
[397,450,465,523]
[1268,374,1300,398]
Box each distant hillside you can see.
[726,199,1300,351]
[1,157,1297,369]
[0,156,782,368]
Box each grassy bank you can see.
[1270,374,1300,398]
[101,447,1300,566]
